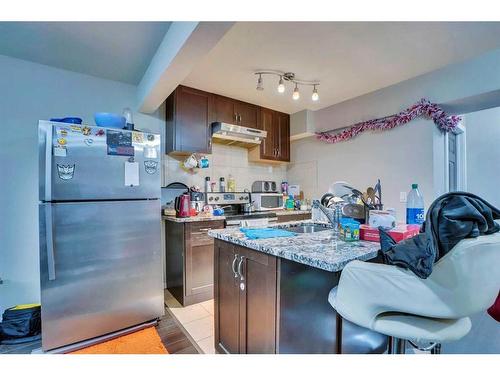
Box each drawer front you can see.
[187,221,224,246]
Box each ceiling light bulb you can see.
[256,74,264,91]
[312,86,319,101]
[277,76,285,93]
[292,84,300,100]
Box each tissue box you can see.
[360,224,420,243]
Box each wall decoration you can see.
[316,99,461,144]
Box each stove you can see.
[205,192,277,227]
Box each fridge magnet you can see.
[94,129,105,137]
[57,164,75,180]
[57,138,67,146]
[57,127,69,137]
[143,146,158,159]
[82,126,92,136]
[147,134,155,142]
[106,129,134,156]
[84,138,93,146]
[53,146,67,157]
[70,125,82,133]
[132,132,144,143]
[144,160,158,174]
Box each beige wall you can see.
[163,143,287,191]
[287,119,443,223]
[465,107,500,207]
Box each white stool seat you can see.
[331,227,500,349]
[372,313,471,343]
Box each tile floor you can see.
[164,290,216,354]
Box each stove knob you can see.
[244,196,249,200]
[209,197,213,201]
[239,196,244,200]
[215,197,219,201]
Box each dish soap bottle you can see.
[227,174,236,192]
[406,183,425,225]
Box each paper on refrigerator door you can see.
[124,161,139,186]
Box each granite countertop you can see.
[208,220,380,272]
[274,209,311,216]
[162,215,226,223]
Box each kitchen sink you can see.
[284,223,331,234]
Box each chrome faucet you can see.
[312,199,343,232]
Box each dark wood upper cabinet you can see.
[275,111,290,162]
[234,101,259,129]
[214,95,236,124]
[165,85,289,162]
[249,107,290,163]
[165,85,214,155]
[259,107,276,159]
[214,95,259,129]
[214,240,277,354]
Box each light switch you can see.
[400,191,407,203]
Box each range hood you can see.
[211,122,267,148]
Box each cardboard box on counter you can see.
[360,224,421,243]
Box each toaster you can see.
[251,180,278,193]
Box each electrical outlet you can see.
[400,191,407,203]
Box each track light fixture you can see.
[312,85,319,101]
[277,76,285,93]
[256,73,264,91]
[254,70,319,101]
[292,83,300,100]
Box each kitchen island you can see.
[208,221,387,354]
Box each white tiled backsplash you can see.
[162,143,287,192]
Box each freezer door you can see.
[39,200,163,351]
[39,121,161,201]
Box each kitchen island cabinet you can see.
[210,222,388,354]
[214,241,277,354]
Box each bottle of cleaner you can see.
[406,183,425,225]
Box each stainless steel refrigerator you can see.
[38,120,163,352]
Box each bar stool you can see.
[329,231,500,354]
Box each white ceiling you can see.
[0,22,171,84]
[182,22,500,114]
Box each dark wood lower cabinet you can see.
[214,240,277,354]
[166,220,223,306]
[276,213,312,223]
[214,239,388,354]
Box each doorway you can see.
[444,120,466,192]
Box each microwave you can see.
[251,193,284,211]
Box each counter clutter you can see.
[208,220,380,272]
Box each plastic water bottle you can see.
[406,184,425,225]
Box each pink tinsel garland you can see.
[316,98,461,144]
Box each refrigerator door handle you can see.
[44,124,53,201]
[45,204,56,281]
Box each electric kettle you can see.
[175,194,191,218]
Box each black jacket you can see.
[379,192,500,279]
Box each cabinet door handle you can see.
[238,114,242,123]
[237,256,245,281]
[231,254,239,278]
